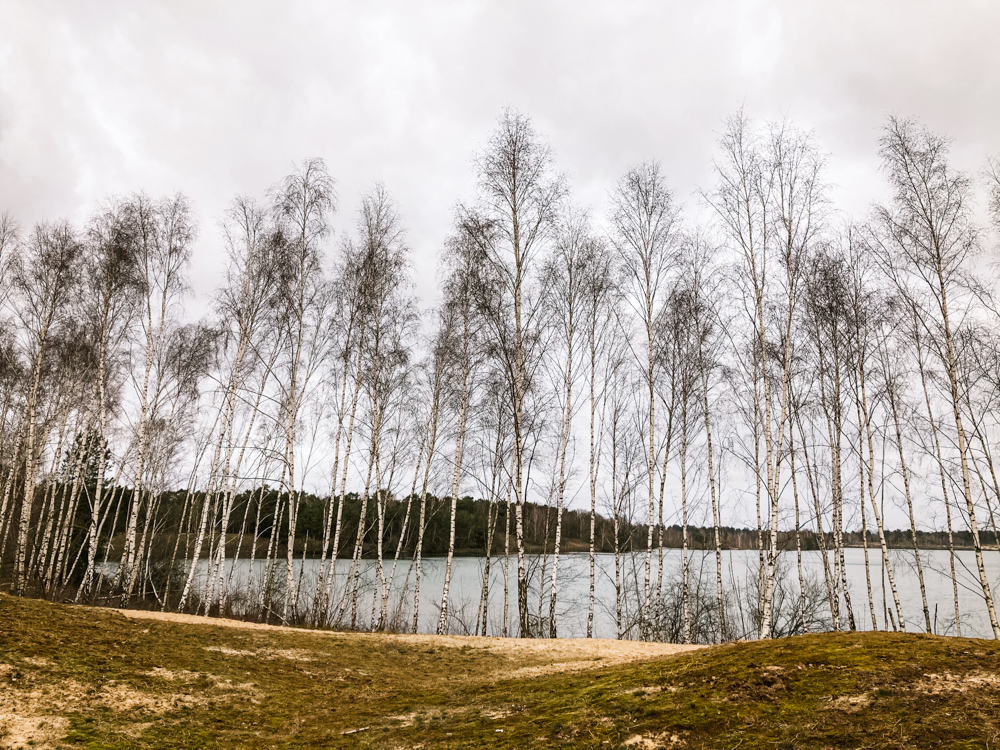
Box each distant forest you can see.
[4,476,991,572]
[111,489,1000,559]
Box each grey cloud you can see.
[1,0,998,305]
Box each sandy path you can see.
[115,607,702,672]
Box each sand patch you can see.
[2,678,91,713]
[489,640,699,678]
[390,633,699,662]
[124,721,153,739]
[204,645,314,661]
[0,713,69,750]
[117,607,318,634]
[94,672,262,715]
[624,732,683,748]
[0,682,72,749]
[140,668,263,703]
[144,667,202,680]
[481,706,519,720]
[204,645,257,658]
[116,608,700,673]
[829,693,872,711]
[259,647,314,661]
[916,671,1000,694]
[509,659,610,679]
[99,682,205,713]
[0,665,261,729]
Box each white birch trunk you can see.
[437,335,471,635]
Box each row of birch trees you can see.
[2,108,1000,641]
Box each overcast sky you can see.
[2,0,999,311]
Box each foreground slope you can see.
[1,594,999,748]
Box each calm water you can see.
[182,547,1000,639]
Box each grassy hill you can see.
[2,594,1000,749]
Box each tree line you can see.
[2,108,1000,642]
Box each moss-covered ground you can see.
[3,593,1000,748]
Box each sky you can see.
[1,0,1000,532]
[2,0,999,315]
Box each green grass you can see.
[3,593,1000,748]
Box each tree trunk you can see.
[438,318,472,634]
[915,317,963,636]
[884,362,931,632]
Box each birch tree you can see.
[77,199,143,599]
[680,234,728,639]
[541,211,593,637]
[581,234,617,638]
[272,159,335,622]
[438,221,481,634]
[875,117,1000,638]
[611,161,679,630]
[802,248,857,629]
[706,112,825,637]
[463,109,564,637]
[410,317,450,633]
[9,221,83,594]
[176,195,282,612]
[846,233,905,631]
[119,194,194,604]
[340,185,411,628]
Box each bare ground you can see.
[8,594,999,748]
[3,599,699,748]
[115,606,702,676]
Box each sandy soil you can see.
[5,602,699,748]
[115,607,702,672]
[0,664,258,749]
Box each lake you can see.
[177,547,1000,640]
